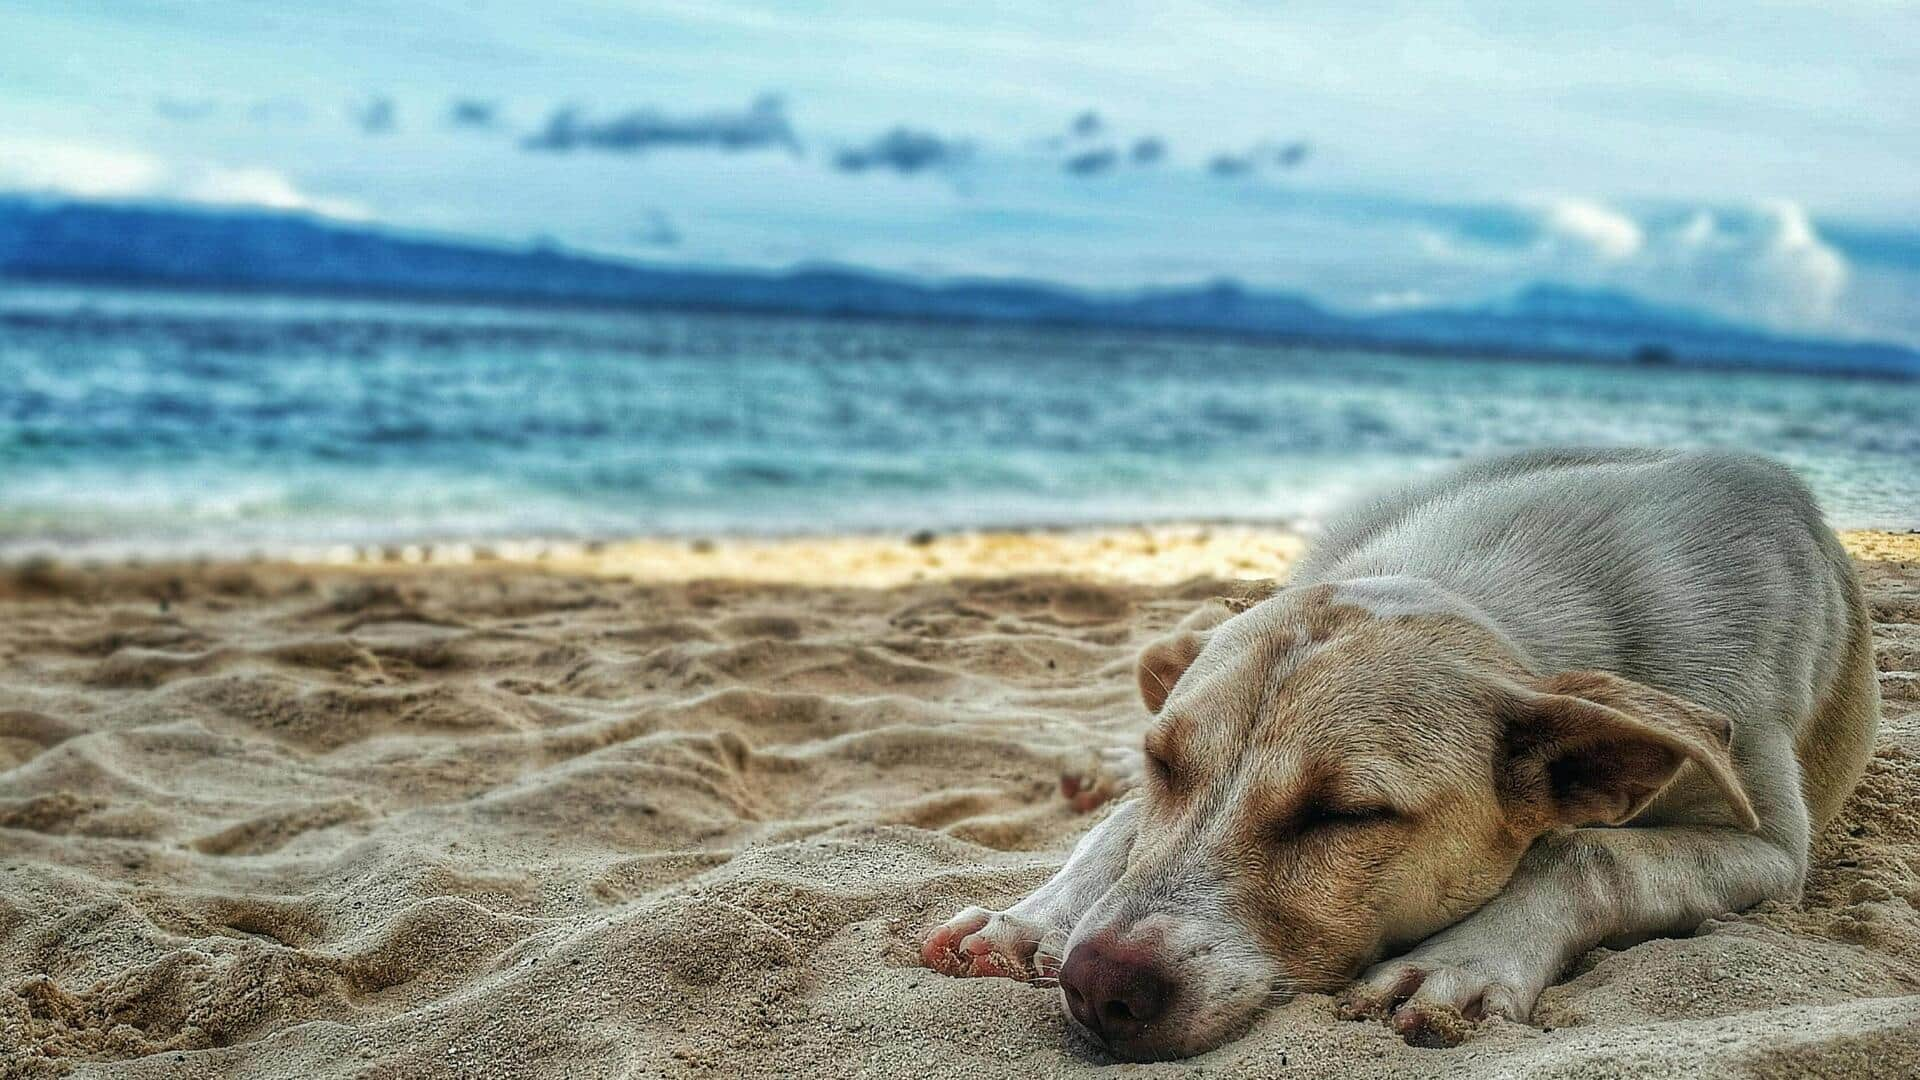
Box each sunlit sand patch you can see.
[554,525,1311,587]
[1841,531,1920,564]
[266,525,1313,587]
[288,527,1918,589]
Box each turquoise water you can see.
[3,284,1917,559]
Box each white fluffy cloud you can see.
[1640,199,1848,330]
[176,165,362,216]
[1709,200,1846,326]
[1539,197,1644,260]
[1521,196,1850,332]
[0,140,165,197]
[0,138,365,218]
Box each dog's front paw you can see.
[1059,746,1143,812]
[919,906,1060,981]
[1335,956,1534,1047]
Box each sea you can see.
[3,283,1916,561]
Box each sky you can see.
[1,1,1917,343]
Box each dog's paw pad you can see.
[1340,957,1529,1047]
[919,907,1052,981]
[1335,964,1426,1022]
[920,906,993,975]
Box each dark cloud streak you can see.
[1063,147,1119,176]
[523,94,799,155]
[1044,114,1167,176]
[447,99,500,131]
[833,128,971,175]
[1209,139,1311,178]
[351,96,396,134]
[1208,153,1255,177]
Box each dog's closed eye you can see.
[1145,749,1180,791]
[1274,802,1397,841]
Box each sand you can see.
[2,527,1917,1079]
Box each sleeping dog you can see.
[920,449,1878,1059]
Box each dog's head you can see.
[1058,582,1756,1060]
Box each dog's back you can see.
[1293,448,1878,828]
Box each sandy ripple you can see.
[0,532,1916,1078]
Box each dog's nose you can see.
[1059,936,1173,1045]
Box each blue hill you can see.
[1,196,1913,377]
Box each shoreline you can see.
[5,524,1917,591]
[2,523,1312,591]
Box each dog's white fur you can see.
[922,449,1878,1059]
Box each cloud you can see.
[1539,197,1644,259]
[447,99,500,131]
[1656,200,1848,328]
[152,96,314,126]
[1759,202,1849,310]
[523,94,799,155]
[0,140,166,198]
[178,166,367,218]
[1209,140,1311,179]
[1062,147,1118,177]
[1060,143,1165,176]
[832,127,970,175]
[1208,153,1255,178]
[1501,196,1850,330]
[1043,115,1164,175]
[350,96,396,135]
[0,137,366,219]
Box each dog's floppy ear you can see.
[1136,598,1247,714]
[1500,670,1759,832]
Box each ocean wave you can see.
[5,285,1919,558]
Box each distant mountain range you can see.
[2,196,1914,377]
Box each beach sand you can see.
[3,527,1918,1079]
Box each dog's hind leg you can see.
[922,798,1140,981]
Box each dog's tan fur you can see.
[1137,593,1540,994]
[920,450,1879,1060]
